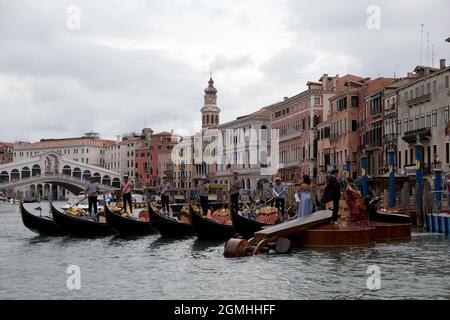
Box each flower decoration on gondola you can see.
[255,206,279,225]
[210,208,232,225]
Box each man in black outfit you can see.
[325,169,341,222]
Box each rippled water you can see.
[1,202,450,299]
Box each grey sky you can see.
[0,0,449,142]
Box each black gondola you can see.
[20,202,65,236]
[189,204,235,240]
[368,197,411,224]
[104,205,154,235]
[51,202,115,237]
[148,204,194,237]
[230,208,273,239]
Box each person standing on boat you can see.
[159,175,171,215]
[266,182,275,207]
[198,176,209,216]
[344,178,368,223]
[229,171,242,214]
[323,169,341,222]
[297,175,313,219]
[273,178,286,222]
[121,175,134,213]
[86,176,100,220]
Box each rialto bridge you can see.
[0,152,121,200]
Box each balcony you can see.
[401,127,432,144]
[383,133,397,142]
[406,93,431,107]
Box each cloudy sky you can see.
[0,0,449,142]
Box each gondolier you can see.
[121,175,134,213]
[159,175,171,215]
[273,178,286,221]
[229,171,242,214]
[86,176,100,220]
[198,176,209,216]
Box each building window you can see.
[445,107,449,127]
[433,80,437,93]
[398,151,402,169]
[426,83,430,94]
[314,96,321,105]
[397,120,402,135]
[446,143,449,164]
[445,76,449,89]
[426,112,431,127]
[420,114,425,129]
[432,111,437,127]
[352,120,357,131]
[351,96,359,107]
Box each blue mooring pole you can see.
[415,140,423,227]
[344,160,350,179]
[434,167,442,211]
[388,149,396,208]
[361,155,368,198]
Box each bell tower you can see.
[201,76,221,129]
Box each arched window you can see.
[93,172,101,183]
[62,165,71,176]
[21,167,31,179]
[73,167,81,178]
[82,170,91,180]
[11,169,20,181]
[32,164,41,177]
[0,171,9,183]
[102,175,111,186]
[112,178,121,188]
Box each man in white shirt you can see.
[229,171,242,214]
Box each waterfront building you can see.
[271,74,363,182]
[215,107,272,189]
[0,142,13,164]
[382,76,418,169]
[396,60,450,176]
[104,132,142,185]
[361,78,398,175]
[318,78,365,181]
[12,133,115,167]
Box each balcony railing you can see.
[406,93,431,107]
[401,127,432,143]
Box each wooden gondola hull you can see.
[104,206,154,235]
[371,212,411,224]
[230,209,270,239]
[51,203,115,237]
[189,205,235,240]
[20,202,65,236]
[148,204,194,237]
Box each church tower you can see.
[201,76,221,129]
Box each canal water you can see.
[1,202,450,299]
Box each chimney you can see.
[322,74,328,90]
[332,77,337,91]
[407,72,414,77]
[440,59,446,69]
[284,96,289,101]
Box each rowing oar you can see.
[67,196,87,210]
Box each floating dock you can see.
[224,210,412,257]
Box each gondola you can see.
[230,208,273,239]
[104,205,154,235]
[368,197,411,224]
[148,204,194,237]
[20,202,65,236]
[189,204,235,240]
[51,202,115,237]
